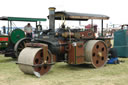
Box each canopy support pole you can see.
[101,19,103,37]
[8,21,10,34]
[91,19,93,28]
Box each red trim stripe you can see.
[0,37,8,41]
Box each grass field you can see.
[0,55,128,85]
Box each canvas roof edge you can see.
[0,16,47,22]
[54,11,109,20]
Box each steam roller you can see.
[18,44,53,77]
[17,7,110,77]
[17,40,107,77]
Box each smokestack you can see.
[49,7,56,33]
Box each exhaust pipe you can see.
[49,7,56,33]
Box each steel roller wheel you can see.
[18,47,53,77]
[84,40,108,68]
[14,37,31,57]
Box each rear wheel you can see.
[14,37,31,57]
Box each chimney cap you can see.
[49,7,56,11]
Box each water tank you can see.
[114,29,128,57]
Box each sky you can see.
[0,0,128,29]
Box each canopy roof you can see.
[54,11,109,21]
[0,16,46,22]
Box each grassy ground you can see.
[0,55,128,85]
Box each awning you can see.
[0,16,47,22]
[53,11,109,21]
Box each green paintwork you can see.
[114,29,128,57]
[8,17,46,22]
[0,35,9,50]
[10,29,25,44]
[0,42,8,50]
[0,17,46,22]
